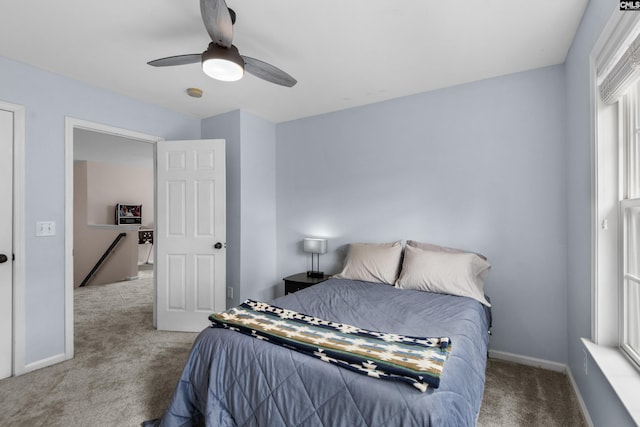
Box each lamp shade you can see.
[303,238,327,254]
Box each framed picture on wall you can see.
[116,203,142,225]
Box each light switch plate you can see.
[36,221,56,236]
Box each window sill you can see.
[581,338,640,425]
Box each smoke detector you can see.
[186,87,203,98]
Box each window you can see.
[620,84,640,366]
[589,11,640,421]
[593,11,640,366]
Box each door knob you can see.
[214,242,223,249]
[0,254,8,263]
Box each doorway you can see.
[64,118,161,359]
[73,129,155,287]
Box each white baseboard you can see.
[23,352,66,374]
[488,349,566,372]
[488,349,593,427]
[565,366,595,427]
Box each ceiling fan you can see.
[147,0,297,87]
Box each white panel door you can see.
[0,109,13,378]
[156,139,226,332]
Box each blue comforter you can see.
[148,278,491,426]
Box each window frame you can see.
[588,10,640,423]
[620,199,640,367]
[592,8,640,352]
[619,85,640,368]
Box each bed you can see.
[146,241,492,426]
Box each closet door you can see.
[0,108,14,379]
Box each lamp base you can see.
[307,270,324,278]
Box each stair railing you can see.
[79,232,127,287]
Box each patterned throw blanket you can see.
[209,300,452,391]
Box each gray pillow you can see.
[406,240,487,260]
[395,244,491,306]
[333,241,403,285]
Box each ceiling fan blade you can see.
[200,0,233,48]
[242,56,297,87]
[147,54,202,67]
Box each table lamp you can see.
[303,237,327,278]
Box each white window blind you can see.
[600,31,640,104]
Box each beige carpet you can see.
[0,271,587,426]
[479,358,587,426]
[0,269,198,426]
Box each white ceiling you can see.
[0,0,588,123]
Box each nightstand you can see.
[283,273,329,294]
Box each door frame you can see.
[0,100,26,376]
[64,117,162,359]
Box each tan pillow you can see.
[333,241,403,285]
[395,244,491,306]
[406,240,487,260]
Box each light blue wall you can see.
[565,1,637,426]
[0,56,200,364]
[202,110,277,306]
[238,111,278,301]
[276,65,568,363]
[202,111,242,307]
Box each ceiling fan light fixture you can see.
[202,43,244,82]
